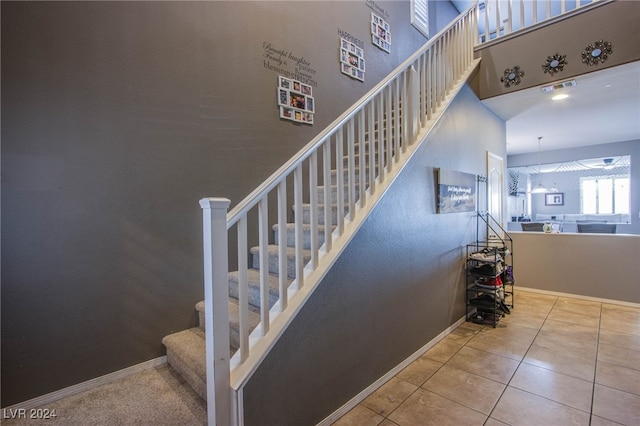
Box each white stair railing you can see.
[478,0,605,43]
[201,5,479,425]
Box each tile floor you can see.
[332,289,640,426]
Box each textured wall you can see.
[243,85,506,425]
[512,232,640,303]
[1,1,435,406]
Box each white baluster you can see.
[258,196,269,334]
[277,180,288,311]
[237,216,249,361]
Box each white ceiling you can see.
[481,60,640,155]
[449,1,640,156]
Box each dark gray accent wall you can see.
[243,84,506,425]
[1,0,464,407]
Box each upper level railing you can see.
[200,5,479,425]
[478,0,603,44]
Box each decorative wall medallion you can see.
[581,40,612,66]
[542,53,567,75]
[500,66,524,88]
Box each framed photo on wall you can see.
[277,75,314,125]
[339,37,365,82]
[545,193,564,206]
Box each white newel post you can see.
[199,197,232,426]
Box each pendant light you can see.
[531,137,547,193]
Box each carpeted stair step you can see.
[329,168,367,185]
[164,299,261,400]
[250,244,311,278]
[273,223,330,249]
[193,299,260,347]
[317,184,361,204]
[228,268,293,310]
[295,203,350,225]
[162,327,207,400]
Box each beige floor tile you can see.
[598,343,640,371]
[361,377,418,417]
[590,415,623,426]
[448,323,481,343]
[546,309,601,328]
[599,328,640,352]
[514,290,558,304]
[378,420,400,426]
[421,365,505,415]
[484,418,510,426]
[395,355,443,386]
[596,361,640,395]
[541,318,600,335]
[423,336,465,363]
[466,324,537,361]
[498,309,547,330]
[509,363,594,412]
[387,388,487,426]
[510,300,555,317]
[523,343,596,381]
[331,404,384,426]
[491,386,591,425]
[553,297,602,317]
[592,384,640,425]
[533,321,599,360]
[447,346,519,384]
[601,304,640,336]
[602,303,640,315]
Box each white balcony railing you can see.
[478,0,603,44]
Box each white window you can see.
[581,176,629,214]
[411,0,430,38]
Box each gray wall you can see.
[243,84,506,425]
[1,0,465,408]
[508,139,640,234]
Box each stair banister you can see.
[199,4,479,424]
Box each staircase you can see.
[162,5,480,424]
[162,131,374,400]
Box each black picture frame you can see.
[545,193,564,206]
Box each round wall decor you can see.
[581,40,612,66]
[500,66,525,88]
[542,53,567,75]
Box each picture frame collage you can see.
[277,76,314,125]
[371,13,391,53]
[339,38,365,82]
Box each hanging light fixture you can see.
[531,136,547,193]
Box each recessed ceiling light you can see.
[552,94,569,101]
[541,79,577,93]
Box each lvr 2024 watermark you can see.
[2,408,58,420]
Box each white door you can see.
[487,151,504,239]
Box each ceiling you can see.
[482,60,640,155]
[449,1,640,156]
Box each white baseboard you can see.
[517,286,640,308]
[317,316,467,426]
[2,356,167,411]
